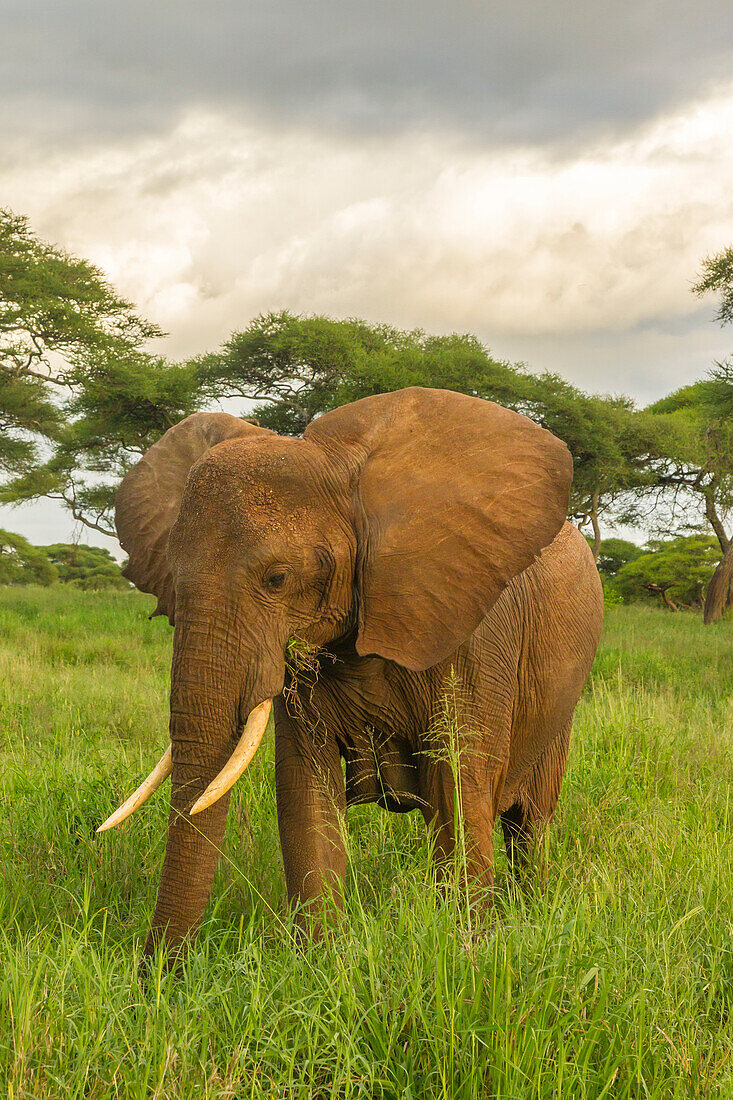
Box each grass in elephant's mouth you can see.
[283,635,330,725]
[0,587,732,1098]
[285,634,322,674]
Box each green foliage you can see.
[705,358,733,418]
[693,244,733,327]
[0,530,127,589]
[67,350,204,457]
[41,543,128,590]
[645,366,733,550]
[1,591,732,1095]
[651,249,733,545]
[26,350,209,533]
[0,208,166,531]
[0,529,57,586]
[196,310,530,435]
[0,209,159,361]
[599,577,624,608]
[595,537,643,576]
[614,535,720,609]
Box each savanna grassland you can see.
[0,588,732,1099]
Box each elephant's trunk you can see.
[144,609,257,959]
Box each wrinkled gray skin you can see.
[114,388,603,960]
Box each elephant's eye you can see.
[265,570,287,592]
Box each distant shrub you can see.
[600,578,624,608]
[614,535,719,611]
[41,544,128,590]
[0,529,57,586]
[596,538,643,577]
[0,532,128,589]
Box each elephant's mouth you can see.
[96,698,272,832]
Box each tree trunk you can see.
[590,488,602,563]
[704,545,733,623]
[661,589,679,612]
[647,583,679,612]
[703,489,730,554]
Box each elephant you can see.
[98,386,603,959]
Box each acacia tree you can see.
[693,362,733,621]
[614,535,720,611]
[594,537,643,577]
[0,529,57,586]
[643,368,733,622]
[78,309,675,547]
[0,209,205,535]
[37,350,206,534]
[694,247,733,327]
[689,251,733,620]
[196,310,533,433]
[42,543,127,589]
[644,376,733,552]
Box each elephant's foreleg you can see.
[273,699,346,931]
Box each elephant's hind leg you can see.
[419,709,513,906]
[501,717,572,878]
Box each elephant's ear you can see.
[116,412,272,624]
[305,388,572,672]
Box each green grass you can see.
[1,588,732,1098]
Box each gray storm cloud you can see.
[4,1,733,147]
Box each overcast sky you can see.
[3,0,733,549]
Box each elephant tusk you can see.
[189,698,272,816]
[96,747,173,833]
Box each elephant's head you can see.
[99,388,573,955]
